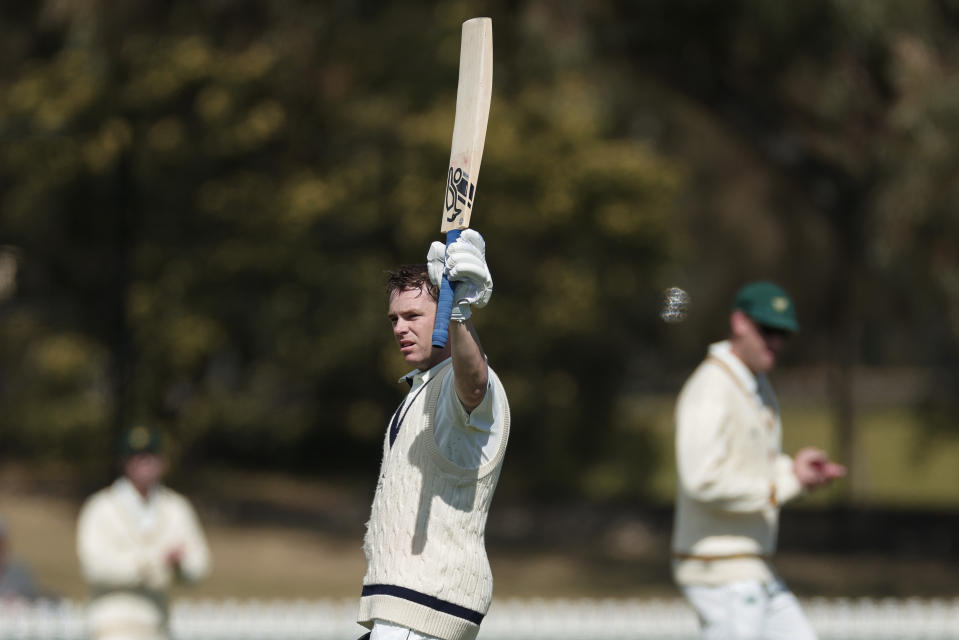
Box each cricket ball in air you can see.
[661,287,690,324]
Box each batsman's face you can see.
[730,310,789,374]
[388,285,440,370]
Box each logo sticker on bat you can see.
[445,166,476,224]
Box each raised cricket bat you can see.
[431,17,493,348]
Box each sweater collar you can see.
[708,340,760,396]
[398,356,453,389]
[113,476,160,505]
[111,477,163,530]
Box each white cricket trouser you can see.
[370,619,443,640]
[682,579,818,640]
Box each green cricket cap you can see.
[118,424,164,457]
[733,281,799,333]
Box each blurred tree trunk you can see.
[112,148,133,443]
[827,182,871,502]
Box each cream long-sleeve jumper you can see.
[671,341,803,586]
[77,478,211,640]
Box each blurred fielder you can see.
[672,282,845,640]
[0,516,45,602]
[357,229,510,640]
[77,426,211,640]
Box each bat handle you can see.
[431,229,463,348]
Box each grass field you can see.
[2,395,958,601]
[0,476,364,600]
[623,394,959,508]
[0,463,680,601]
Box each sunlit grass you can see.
[625,394,959,508]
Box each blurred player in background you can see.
[0,516,47,603]
[672,281,845,640]
[77,425,211,640]
[357,230,510,640]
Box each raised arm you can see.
[427,228,493,412]
[449,318,488,411]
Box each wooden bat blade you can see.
[441,17,492,233]
[433,17,493,348]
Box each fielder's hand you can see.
[427,229,493,322]
[793,446,846,490]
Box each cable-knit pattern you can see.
[359,363,510,640]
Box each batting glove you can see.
[426,229,493,322]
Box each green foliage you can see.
[0,1,681,495]
[1,0,956,502]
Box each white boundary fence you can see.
[1,597,958,639]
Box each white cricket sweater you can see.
[77,478,211,640]
[671,341,803,586]
[359,362,510,640]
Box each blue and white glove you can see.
[427,229,493,323]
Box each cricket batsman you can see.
[357,230,510,640]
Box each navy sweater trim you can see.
[360,584,484,625]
